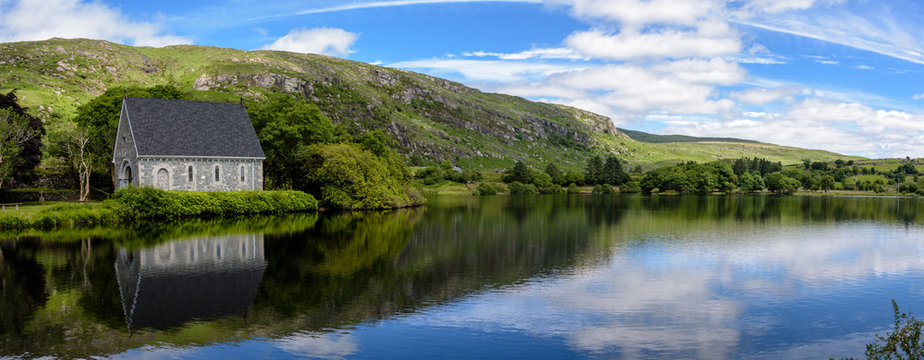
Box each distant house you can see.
[112,97,265,191]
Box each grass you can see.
[0,201,70,219]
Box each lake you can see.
[2,195,924,359]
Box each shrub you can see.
[475,182,506,196]
[299,143,424,210]
[508,181,538,195]
[109,187,318,219]
[620,181,641,194]
[592,184,615,194]
[0,215,28,231]
[567,183,582,194]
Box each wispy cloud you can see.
[250,0,540,19]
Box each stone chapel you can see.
[112,97,265,191]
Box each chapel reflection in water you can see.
[114,234,266,330]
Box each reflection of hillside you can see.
[115,234,266,330]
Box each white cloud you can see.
[566,25,741,60]
[0,0,190,47]
[913,93,924,100]
[732,87,796,105]
[389,59,582,83]
[550,0,719,28]
[273,332,358,359]
[260,28,359,57]
[463,48,583,60]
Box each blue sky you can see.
[2,0,924,158]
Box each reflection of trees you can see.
[0,240,47,345]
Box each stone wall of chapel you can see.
[113,109,139,188]
[137,158,264,191]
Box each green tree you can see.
[508,181,538,195]
[544,163,563,185]
[75,86,186,177]
[567,182,582,194]
[584,155,604,185]
[764,172,784,193]
[0,109,38,190]
[45,121,93,201]
[740,172,765,193]
[821,175,836,192]
[503,160,533,184]
[0,90,44,184]
[297,143,422,209]
[779,177,800,195]
[248,94,336,188]
[601,156,630,186]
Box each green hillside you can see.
[617,127,760,144]
[0,38,859,171]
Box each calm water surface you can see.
[2,195,924,359]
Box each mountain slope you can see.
[617,128,760,144]
[0,38,857,170]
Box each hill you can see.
[617,128,760,144]
[0,38,858,171]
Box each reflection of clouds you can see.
[273,331,358,359]
[406,222,924,358]
[111,345,194,360]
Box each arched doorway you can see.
[118,161,133,189]
[155,168,170,190]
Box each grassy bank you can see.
[0,187,318,231]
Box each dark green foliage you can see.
[247,93,336,189]
[562,171,585,186]
[897,163,919,175]
[0,90,44,183]
[533,173,564,194]
[821,175,836,192]
[733,157,783,176]
[621,181,642,194]
[508,181,538,195]
[641,161,738,195]
[503,161,534,184]
[740,172,765,193]
[601,156,630,186]
[0,215,28,231]
[109,187,317,220]
[899,181,919,194]
[297,143,424,210]
[567,183,582,194]
[812,161,829,171]
[592,184,615,194]
[584,155,604,185]
[474,182,506,196]
[545,163,563,185]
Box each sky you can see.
[1,0,924,158]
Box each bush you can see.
[109,187,318,219]
[508,181,539,195]
[567,183,582,194]
[592,184,615,194]
[620,181,641,194]
[299,143,424,210]
[31,203,118,228]
[0,215,28,231]
[475,182,506,196]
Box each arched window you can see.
[214,165,220,182]
[188,165,193,182]
[240,165,245,182]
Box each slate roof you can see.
[124,97,265,158]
